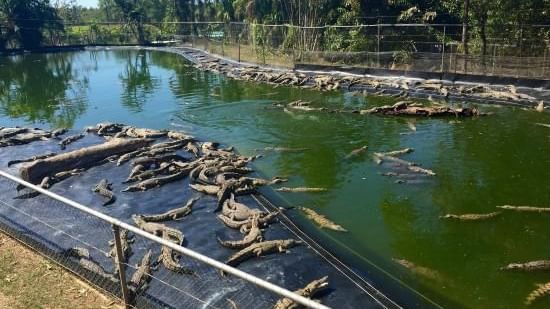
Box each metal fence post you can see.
[377,23,381,68]
[441,26,446,72]
[112,225,130,309]
[543,47,548,78]
[238,35,241,62]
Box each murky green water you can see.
[1,49,549,308]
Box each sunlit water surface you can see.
[1,49,549,308]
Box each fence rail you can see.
[0,169,330,309]
[1,21,549,79]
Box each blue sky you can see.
[76,0,98,8]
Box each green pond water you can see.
[1,49,549,308]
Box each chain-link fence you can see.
[0,170,330,309]
[1,21,548,79]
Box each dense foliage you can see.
[0,0,548,54]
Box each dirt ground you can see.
[0,232,122,309]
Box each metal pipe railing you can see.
[0,170,330,309]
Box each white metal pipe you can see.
[0,170,330,309]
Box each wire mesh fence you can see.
[0,171,329,309]
[2,21,548,79]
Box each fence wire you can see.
[0,173,327,309]
[2,21,549,78]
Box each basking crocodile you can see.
[184,142,201,157]
[273,276,329,309]
[439,211,501,221]
[500,260,550,271]
[218,214,263,249]
[92,179,116,206]
[218,211,279,233]
[65,247,117,282]
[167,131,194,141]
[222,194,265,221]
[156,242,196,276]
[189,183,220,195]
[0,127,28,139]
[299,207,347,232]
[225,239,302,269]
[123,170,187,192]
[239,176,288,187]
[124,162,172,183]
[130,250,153,293]
[59,133,85,150]
[216,180,237,212]
[124,127,167,138]
[51,128,68,139]
[107,229,134,274]
[131,154,187,169]
[132,215,184,245]
[139,197,199,222]
[7,152,57,167]
[128,164,145,179]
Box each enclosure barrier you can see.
[0,169,330,309]
[1,21,549,79]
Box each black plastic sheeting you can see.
[0,132,406,309]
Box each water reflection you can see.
[0,52,88,128]
[116,50,160,112]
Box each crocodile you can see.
[107,229,134,273]
[92,179,116,206]
[218,214,263,249]
[65,247,117,282]
[216,180,237,212]
[185,142,201,157]
[15,168,84,199]
[124,162,172,183]
[128,164,146,179]
[190,183,220,195]
[273,276,329,309]
[86,123,127,136]
[218,211,279,233]
[344,146,368,159]
[382,148,415,157]
[500,260,550,271]
[262,147,309,153]
[124,127,167,138]
[219,166,253,174]
[132,215,184,244]
[167,131,194,141]
[222,194,265,221]
[393,258,441,281]
[156,242,196,276]
[299,207,347,232]
[7,152,57,167]
[439,211,501,221]
[525,282,550,305]
[59,133,85,150]
[139,197,199,222]
[131,154,187,169]
[0,127,28,139]
[51,128,68,139]
[116,149,148,166]
[496,205,550,213]
[239,177,288,187]
[276,187,328,193]
[130,250,153,293]
[122,170,187,192]
[225,239,302,269]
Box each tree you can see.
[0,0,63,49]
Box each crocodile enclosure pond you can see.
[0,47,549,308]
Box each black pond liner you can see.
[0,132,427,309]
[168,46,549,108]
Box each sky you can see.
[76,0,99,8]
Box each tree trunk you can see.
[20,138,153,184]
[462,0,470,72]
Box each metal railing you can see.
[0,169,330,309]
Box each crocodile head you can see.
[303,276,329,296]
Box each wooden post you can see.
[112,225,130,309]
